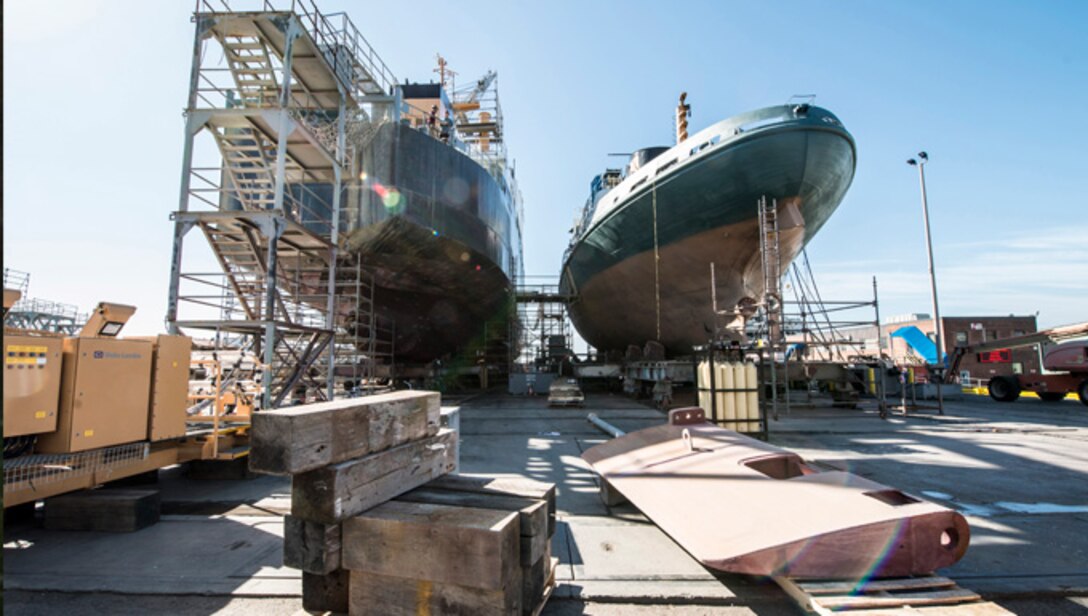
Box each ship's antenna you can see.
[676,92,692,144]
[434,53,457,91]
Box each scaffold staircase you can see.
[170,2,400,408]
[213,127,279,211]
[216,33,280,108]
[200,223,266,321]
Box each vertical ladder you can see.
[758,195,783,341]
[758,196,786,418]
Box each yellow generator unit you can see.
[133,334,192,441]
[3,334,64,439]
[36,303,154,454]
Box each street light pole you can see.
[907,152,944,414]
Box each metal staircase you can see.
[216,34,280,108]
[200,222,265,321]
[168,2,399,408]
[213,127,278,211]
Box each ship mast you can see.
[676,92,692,143]
[434,53,456,92]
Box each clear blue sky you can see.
[4,0,1086,336]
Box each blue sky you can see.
[4,0,1086,337]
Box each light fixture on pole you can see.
[907,151,944,414]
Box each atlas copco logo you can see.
[91,350,142,360]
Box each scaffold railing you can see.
[3,268,30,294]
[195,0,397,100]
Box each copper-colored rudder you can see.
[582,407,970,579]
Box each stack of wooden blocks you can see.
[250,390,557,615]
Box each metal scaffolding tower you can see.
[513,280,575,374]
[166,0,398,409]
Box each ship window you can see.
[631,177,648,190]
[655,159,677,175]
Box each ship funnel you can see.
[676,92,692,144]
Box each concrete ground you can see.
[4,390,1087,614]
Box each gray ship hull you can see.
[341,123,522,361]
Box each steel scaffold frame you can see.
[166,1,397,408]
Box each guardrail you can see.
[195,0,397,99]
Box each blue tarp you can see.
[891,326,946,365]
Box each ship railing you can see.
[399,100,512,180]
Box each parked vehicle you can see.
[946,323,1088,406]
[987,340,1088,405]
[548,379,585,408]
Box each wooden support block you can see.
[531,558,558,616]
[302,569,349,614]
[368,391,440,453]
[342,500,520,592]
[425,474,557,537]
[774,574,1004,615]
[250,390,440,476]
[521,543,553,616]
[44,488,160,532]
[291,429,458,524]
[283,515,341,574]
[396,487,548,566]
[349,570,522,616]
